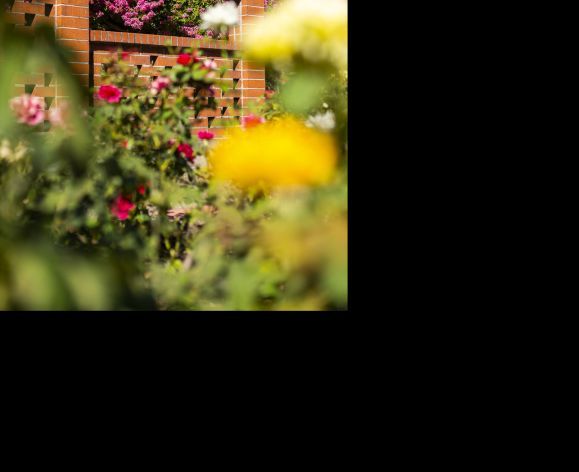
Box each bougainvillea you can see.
[91,1,277,36]
[90,0,222,37]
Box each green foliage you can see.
[0,15,153,309]
[0,8,347,311]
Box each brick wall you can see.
[4,0,266,135]
[5,1,58,110]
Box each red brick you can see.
[55,5,89,18]
[11,2,44,15]
[56,28,89,40]
[58,39,90,51]
[56,17,89,28]
[243,79,265,89]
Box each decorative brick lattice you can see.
[90,32,245,136]
[4,0,266,135]
[5,1,57,116]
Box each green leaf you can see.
[279,70,326,115]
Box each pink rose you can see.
[202,59,218,79]
[202,59,218,71]
[9,94,45,126]
[197,131,214,141]
[111,195,135,221]
[98,85,122,103]
[150,76,171,95]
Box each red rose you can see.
[177,143,194,161]
[197,130,215,141]
[98,85,122,104]
[177,54,192,66]
[137,184,146,195]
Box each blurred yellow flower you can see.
[209,118,338,189]
[244,0,348,70]
[0,139,27,163]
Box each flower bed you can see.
[90,0,274,38]
[1,0,347,311]
[91,0,227,38]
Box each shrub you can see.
[90,0,223,37]
[1,0,348,311]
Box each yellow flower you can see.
[209,118,338,189]
[244,0,348,70]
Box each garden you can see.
[0,0,348,311]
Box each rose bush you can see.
[1,0,347,311]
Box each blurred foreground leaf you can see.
[279,70,327,115]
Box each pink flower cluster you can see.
[91,0,165,31]
[91,1,276,37]
[90,0,230,36]
[181,25,204,38]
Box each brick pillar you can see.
[54,0,90,105]
[231,0,243,47]
[238,0,266,119]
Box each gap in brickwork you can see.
[24,13,34,26]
